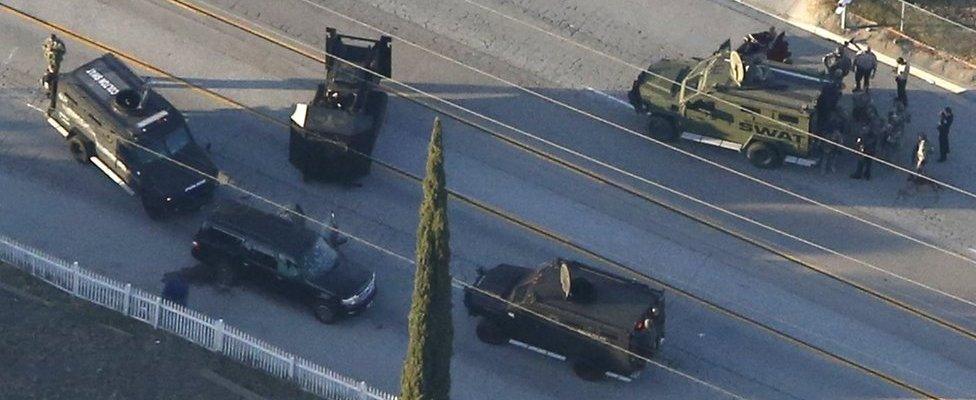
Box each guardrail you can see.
[0,234,398,400]
[849,0,976,63]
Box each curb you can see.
[731,0,969,95]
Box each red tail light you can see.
[634,318,652,332]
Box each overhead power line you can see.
[167,0,976,315]
[0,8,752,398]
[460,0,976,197]
[0,3,953,396]
[283,0,976,276]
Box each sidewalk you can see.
[0,265,320,400]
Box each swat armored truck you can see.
[464,259,665,381]
[289,28,391,183]
[191,201,376,324]
[628,42,843,169]
[45,53,218,219]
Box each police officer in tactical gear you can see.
[850,127,877,180]
[823,45,852,79]
[161,273,189,306]
[937,107,953,162]
[41,34,66,111]
[853,46,877,92]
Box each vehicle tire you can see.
[746,141,783,169]
[141,196,165,220]
[647,115,679,142]
[571,360,606,381]
[314,300,341,324]
[67,135,94,164]
[475,319,509,345]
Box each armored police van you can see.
[464,259,665,381]
[628,43,843,169]
[45,53,218,218]
[289,28,391,183]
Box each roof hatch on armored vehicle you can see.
[288,27,392,184]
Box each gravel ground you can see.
[0,265,320,400]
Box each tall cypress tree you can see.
[400,117,453,400]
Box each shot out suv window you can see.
[245,243,277,270]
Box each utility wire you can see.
[28,78,748,400]
[7,15,750,400]
[460,0,976,197]
[169,0,976,313]
[5,4,947,395]
[282,0,976,271]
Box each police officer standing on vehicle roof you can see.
[937,107,953,162]
[853,46,877,92]
[41,34,65,111]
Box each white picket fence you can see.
[0,234,398,400]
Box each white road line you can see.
[2,47,17,67]
[23,102,44,113]
[969,248,976,255]
[585,86,632,108]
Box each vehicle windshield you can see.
[301,237,339,278]
[131,126,192,165]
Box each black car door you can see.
[241,242,280,286]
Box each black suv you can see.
[464,259,665,381]
[46,53,218,218]
[191,201,376,323]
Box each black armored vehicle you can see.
[464,259,665,381]
[45,53,217,218]
[191,201,376,324]
[289,28,392,183]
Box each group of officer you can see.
[820,41,955,184]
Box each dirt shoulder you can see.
[911,1,976,28]
[0,265,320,400]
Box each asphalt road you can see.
[1,0,975,398]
